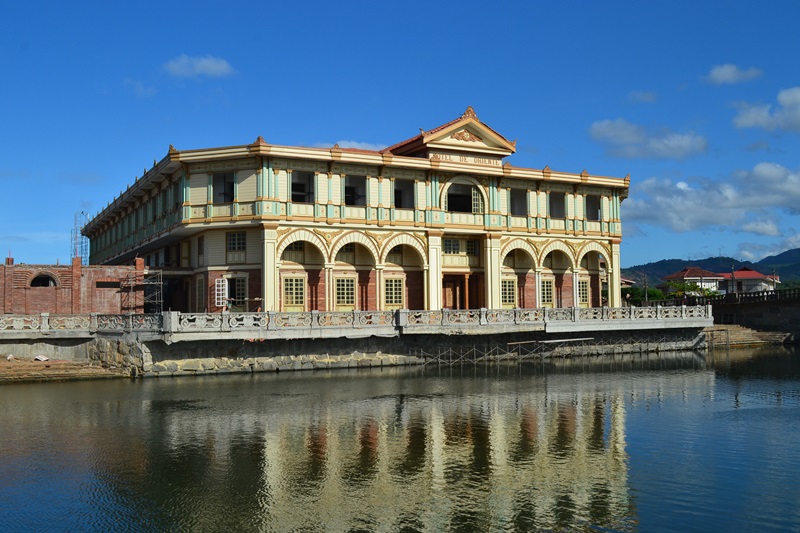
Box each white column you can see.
[324,264,335,311]
[484,233,502,309]
[427,232,443,310]
[573,267,581,307]
[261,224,278,311]
[608,241,622,307]
[375,265,384,310]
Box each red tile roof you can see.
[718,267,778,280]
[662,267,722,280]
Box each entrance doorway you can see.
[442,274,484,309]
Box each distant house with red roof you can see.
[661,267,723,295]
[718,267,779,293]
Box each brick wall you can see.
[1,258,144,315]
[406,271,425,310]
[557,272,575,308]
[519,272,537,308]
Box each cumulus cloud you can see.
[624,162,800,234]
[628,90,657,103]
[737,232,800,262]
[312,140,386,151]
[705,64,762,85]
[733,86,800,131]
[589,118,707,159]
[163,54,234,78]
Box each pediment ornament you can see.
[314,229,343,241]
[450,129,483,143]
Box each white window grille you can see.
[214,278,228,308]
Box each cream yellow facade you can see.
[83,108,629,313]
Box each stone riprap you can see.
[143,352,424,377]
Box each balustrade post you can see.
[630,306,636,321]
[90,313,98,331]
[353,309,359,329]
[480,308,488,326]
[163,311,179,333]
[40,313,49,332]
[311,310,319,329]
[656,305,662,320]
[267,311,277,330]
[572,307,579,322]
[706,304,713,319]
[682,305,687,318]
[395,309,407,329]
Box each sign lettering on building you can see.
[429,152,502,167]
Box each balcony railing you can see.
[0,305,712,341]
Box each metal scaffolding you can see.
[121,270,163,313]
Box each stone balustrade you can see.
[0,305,713,342]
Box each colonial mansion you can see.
[82,107,630,314]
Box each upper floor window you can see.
[585,194,601,221]
[283,241,305,263]
[394,179,415,209]
[446,183,484,214]
[336,243,356,264]
[213,172,235,203]
[386,245,403,265]
[510,189,527,216]
[291,171,315,203]
[226,232,246,264]
[549,192,566,219]
[443,238,461,254]
[345,175,366,206]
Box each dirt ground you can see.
[0,357,129,384]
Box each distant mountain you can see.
[621,248,800,286]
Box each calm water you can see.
[1,348,799,532]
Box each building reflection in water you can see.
[232,368,649,531]
[4,352,709,531]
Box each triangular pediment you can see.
[384,107,517,161]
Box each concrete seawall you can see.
[0,326,707,380]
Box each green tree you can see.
[665,281,717,297]
[622,286,664,305]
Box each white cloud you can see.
[124,79,156,97]
[624,162,800,234]
[589,118,707,159]
[741,220,780,236]
[628,90,657,103]
[733,86,800,131]
[163,54,234,78]
[737,233,800,262]
[312,140,385,151]
[705,64,762,85]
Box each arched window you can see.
[446,183,484,214]
[30,274,58,287]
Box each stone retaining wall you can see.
[144,353,424,377]
[0,326,707,379]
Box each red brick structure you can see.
[1,257,146,315]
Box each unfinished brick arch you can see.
[29,272,60,287]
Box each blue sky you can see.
[3,1,800,267]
